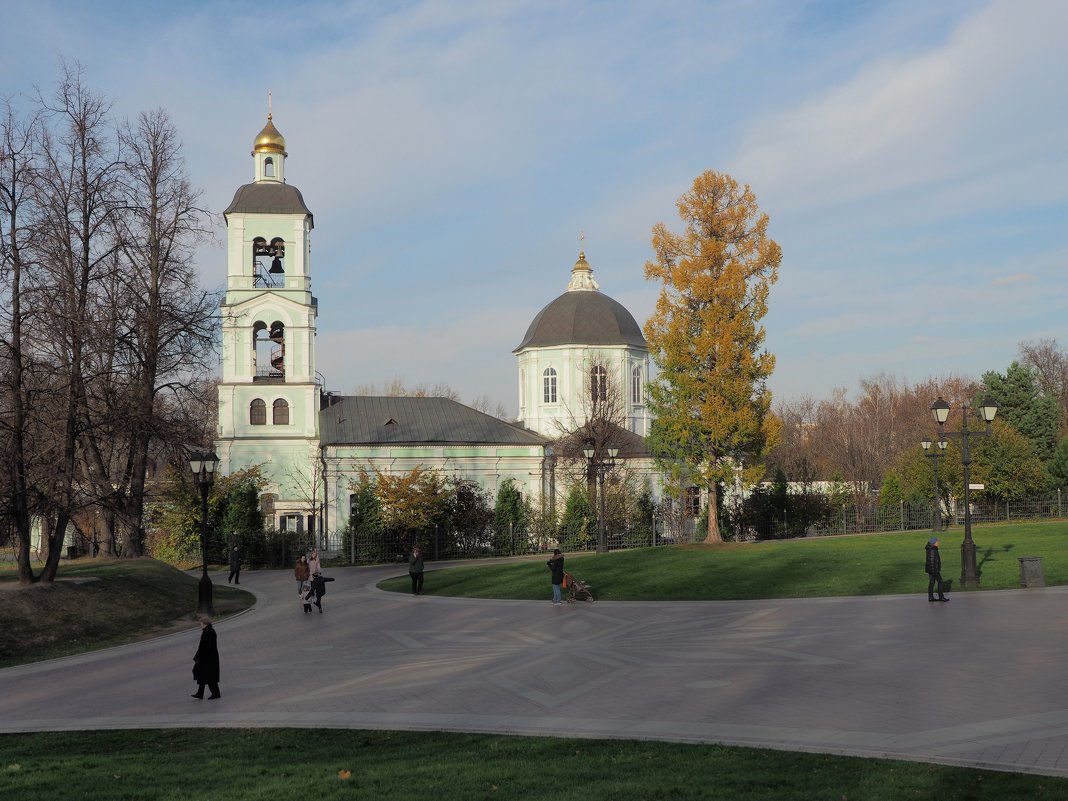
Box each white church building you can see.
[214,115,657,540]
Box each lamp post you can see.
[930,396,997,588]
[189,450,220,616]
[920,437,948,532]
[582,438,619,553]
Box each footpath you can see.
[3,563,1068,777]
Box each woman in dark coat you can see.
[192,617,221,699]
[547,548,565,604]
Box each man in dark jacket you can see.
[192,617,221,699]
[925,536,948,602]
[408,546,425,595]
[228,545,243,584]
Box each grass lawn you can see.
[378,521,1068,601]
[0,558,254,668]
[2,729,1066,801]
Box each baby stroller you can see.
[563,571,594,603]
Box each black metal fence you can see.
[264,515,702,567]
[774,492,1067,538]
[191,492,1068,569]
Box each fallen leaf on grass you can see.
[338,770,352,780]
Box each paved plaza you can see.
[3,561,1068,776]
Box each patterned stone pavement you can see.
[3,561,1068,776]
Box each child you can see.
[310,573,326,613]
[299,580,314,614]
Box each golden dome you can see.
[253,114,287,155]
[572,251,591,272]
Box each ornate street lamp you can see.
[920,437,948,532]
[583,438,619,553]
[189,450,220,615]
[930,396,997,588]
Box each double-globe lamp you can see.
[189,450,220,616]
[930,396,997,588]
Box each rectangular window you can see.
[685,487,701,518]
[543,369,557,403]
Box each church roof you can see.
[319,396,547,447]
[223,182,314,224]
[513,290,647,352]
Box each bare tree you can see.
[550,358,637,522]
[0,66,216,581]
[21,64,123,581]
[0,98,42,580]
[1019,338,1068,436]
[85,107,214,556]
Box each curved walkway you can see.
[3,563,1068,777]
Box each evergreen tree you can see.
[982,362,1059,461]
[494,478,526,553]
[878,471,904,528]
[1048,435,1068,490]
[559,482,594,549]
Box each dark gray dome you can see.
[513,290,647,352]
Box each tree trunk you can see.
[703,480,723,543]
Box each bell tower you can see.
[215,110,323,537]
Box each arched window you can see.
[250,398,266,425]
[631,366,643,404]
[272,398,290,425]
[542,367,557,404]
[260,492,276,519]
[591,366,607,402]
[252,237,285,287]
[264,157,275,177]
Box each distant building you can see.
[215,114,661,542]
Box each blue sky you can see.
[3,0,1066,416]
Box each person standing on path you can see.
[294,554,310,595]
[307,548,322,577]
[191,617,221,699]
[547,548,565,604]
[408,545,424,595]
[926,536,949,602]
[228,544,243,585]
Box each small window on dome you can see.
[264,157,275,177]
[591,366,607,402]
[543,368,557,404]
[631,366,643,404]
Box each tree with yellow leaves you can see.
[644,170,782,543]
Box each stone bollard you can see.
[1018,556,1045,588]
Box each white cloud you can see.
[731,0,1068,221]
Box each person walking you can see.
[300,581,314,614]
[228,545,243,585]
[191,617,221,700]
[294,554,310,595]
[408,545,424,595]
[926,536,949,602]
[307,548,322,577]
[547,548,565,604]
[310,572,326,612]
